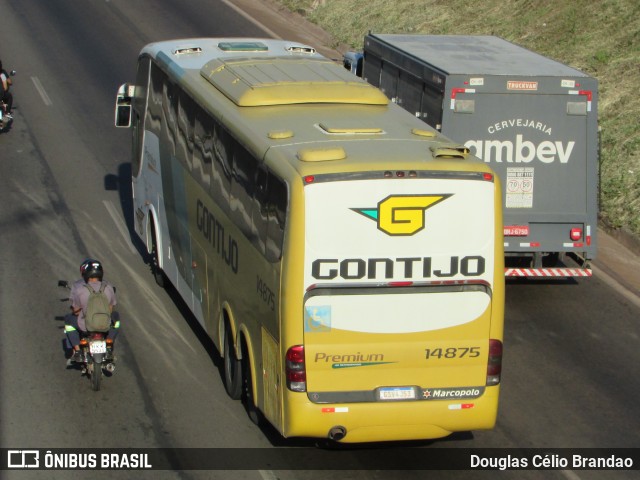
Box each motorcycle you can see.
[58,280,116,391]
[1,69,16,131]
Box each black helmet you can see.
[80,258,103,282]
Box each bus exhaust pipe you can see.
[328,426,347,441]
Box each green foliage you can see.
[278,0,640,235]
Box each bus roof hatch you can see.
[200,58,389,107]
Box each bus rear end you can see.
[284,170,504,443]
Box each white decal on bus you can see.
[465,135,575,164]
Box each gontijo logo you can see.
[352,194,451,236]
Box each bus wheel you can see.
[224,324,242,400]
[242,344,262,426]
[149,220,166,288]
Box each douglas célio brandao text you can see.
[470,453,634,470]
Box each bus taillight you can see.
[286,345,306,392]
[486,339,503,386]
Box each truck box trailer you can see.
[346,34,599,277]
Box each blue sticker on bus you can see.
[304,306,331,332]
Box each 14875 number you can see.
[425,347,480,360]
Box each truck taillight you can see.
[570,228,582,241]
[486,339,503,386]
[286,345,306,392]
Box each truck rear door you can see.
[446,84,595,256]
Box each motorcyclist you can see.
[65,259,120,363]
[0,59,13,118]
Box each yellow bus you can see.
[115,38,504,443]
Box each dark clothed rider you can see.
[0,60,13,116]
[64,259,120,362]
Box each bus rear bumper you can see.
[282,386,500,443]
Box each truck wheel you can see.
[542,252,560,267]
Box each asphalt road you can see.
[0,1,638,479]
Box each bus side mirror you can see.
[115,83,133,128]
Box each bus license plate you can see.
[379,387,416,400]
[89,340,107,354]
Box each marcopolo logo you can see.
[422,387,485,400]
[352,194,451,236]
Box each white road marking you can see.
[31,76,53,106]
[103,200,137,254]
[259,470,279,480]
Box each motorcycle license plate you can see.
[89,340,107,354]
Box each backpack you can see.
[84,283,112,332]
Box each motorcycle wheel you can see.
[90,361,102,391]
[223,323,242,400]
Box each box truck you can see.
[345,34,599,277]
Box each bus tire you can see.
[224,324,243,400]
[149,218,166,288]
[242,343,262,426]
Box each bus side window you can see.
[252,167,269,256]
[147,62,164,138]
[132,57,150,178]
[193,107,213,189]
[265,174,287,263]
[177,90,196,172]
[162,80,178,155]
[230,145,258,237]
[211,122,233,215]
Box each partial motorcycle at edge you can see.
[0,69,15,132]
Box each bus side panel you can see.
[184,171,282,412]
[491,174,505,341]
[190,240,210,331]
[261,330,282,429]
[133,128,179,286]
